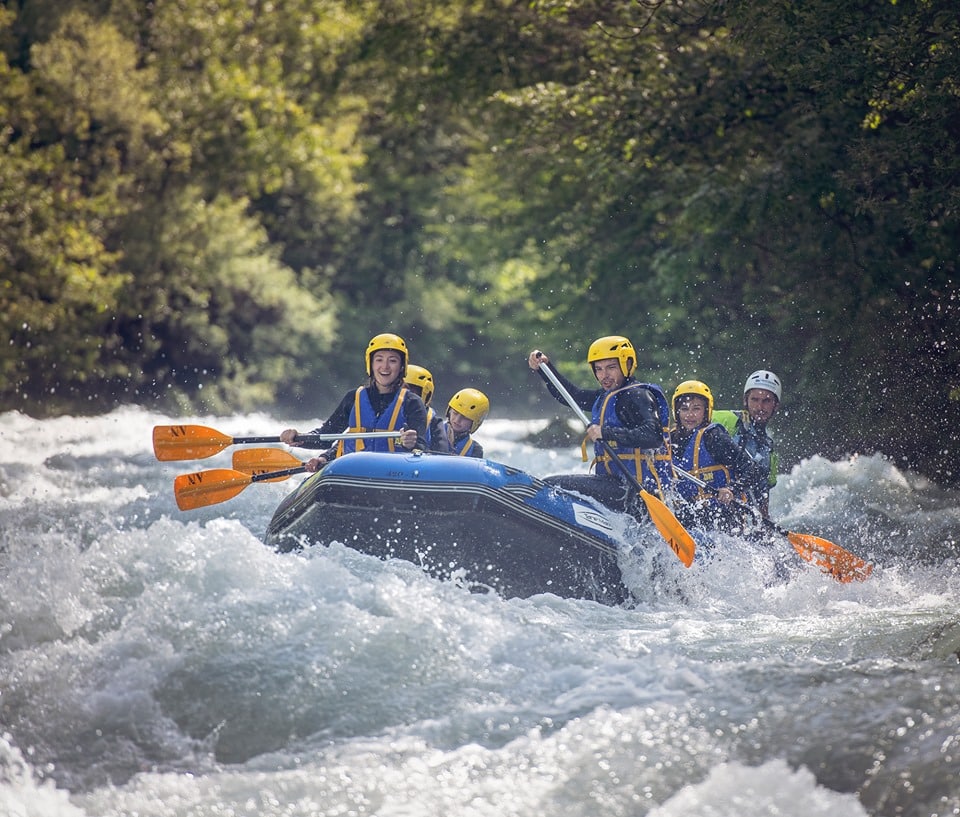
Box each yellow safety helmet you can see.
[404,364,435,406]
[587,335,636,378]
[447,388,490,433]
[365,333,408,376]
[672,380,714,423]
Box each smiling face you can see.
[676,396,708,431]
[592,358,626,391]
[745,388,779,423]
[370,350,404,392]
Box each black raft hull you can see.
[264,451,631,605]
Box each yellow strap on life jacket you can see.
[643,452,667,499]
[335,389,369,457]
[689,427,740,501]
[336,386,409,456]
[385,387,408,452]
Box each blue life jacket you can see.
[424,406,437,446]
[674,423,732,501]
[439,420,480,457]
[336,386,410,456]
[592,382,674,498]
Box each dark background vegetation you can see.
[2,0,958,484]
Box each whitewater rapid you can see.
[1,408,958,817]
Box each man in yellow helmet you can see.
[434,388,489,458]
[670,379,768,531]
[526,335,673,516]
[280,333,428,471]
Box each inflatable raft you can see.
[264,450,632,604]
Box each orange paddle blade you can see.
[788,531,873,582]
[154,425,234,461]
[232,448,302,479]
[640,490,696,567]
[174,468,253,510]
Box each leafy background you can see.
[2,0,957,484]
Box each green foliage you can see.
[106,188,337,412]
[0,10,137,412]
[1,0,958,485]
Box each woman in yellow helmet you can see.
[670,379,768,532]
[434,388,489,457]
[279,333,428,471]
[526,336,673,517]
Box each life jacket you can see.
[715,409,778,487]
[424,406,438,446]
[674,423,733,501]
[336,386,410,456]
[590,382,673,498]
[440,421,479,457]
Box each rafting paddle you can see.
[537,360,696,567]
[173,463,309,510]
[671,465,873,582]
[153,424,400,461]
[232,448,304,479]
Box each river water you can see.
[1,407,958,817]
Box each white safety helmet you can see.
[743,370,782,402]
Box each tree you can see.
[0,9,154,412]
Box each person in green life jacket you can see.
[713,370,781,519]
[670,379,769,533]
[279,332,428,472]
[404,364,445,449]
[527,335,674,517]
[435,388,489,458]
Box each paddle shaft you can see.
[249,465,307,482]
[297,431,399,445]
[195,433,399,445]
[205,431,400,446]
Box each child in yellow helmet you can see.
[435,388,489,458]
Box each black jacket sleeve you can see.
[602,386,665,450]
[535,366,600,412]
[427,414,447,452]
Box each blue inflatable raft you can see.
[264,450,631,604]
